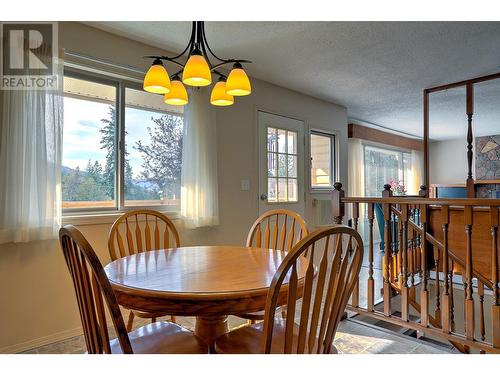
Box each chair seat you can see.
[215,319,337,354]
[110,322,208,354]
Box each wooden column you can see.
[332,182,345,225]
[351,202,360,308]
[367,203,375,312]
[466,83,475,198]
[491,206,500,348]
[382,184,393,316]
[420,205,429,328]
[423,90,429,197]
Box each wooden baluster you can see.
[433,244,441,326]
[383,201,392,316]
[464,205,475,341]
[449,259,455,332]
[351,203,360,308]
[401,204,409,322]
[409,225,415,294]
[491,206,500,348]
[420,205,429,328]
[367,203,375,312]
[441,205,451,333]
[478,280,485,341]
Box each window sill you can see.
[62,210,181,226]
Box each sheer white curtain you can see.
[348,138,365,198]
[348,138,365,219]
[0,58,63,243]
[409,150,424,195]
[180,88,219,228]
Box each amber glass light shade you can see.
[164,79,188,106]
[182,52,212,87]
[226,63,251,96]
[143,60,171,94]
[210,80,234,106]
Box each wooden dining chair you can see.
[216,225,364,354]
[59,225,208,354]
[237,209,309,322]
[108,209,180,331]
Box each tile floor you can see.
[19,312,452,354]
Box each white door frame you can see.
[255,108,308,217]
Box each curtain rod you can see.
[64,50,146,75]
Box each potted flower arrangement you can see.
[389,178,407,196]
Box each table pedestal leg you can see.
[195,315,228,353]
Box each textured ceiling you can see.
[87,21,500,140]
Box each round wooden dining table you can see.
[104,245,308,348]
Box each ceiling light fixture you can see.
[143,21,252,106]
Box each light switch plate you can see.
[241,179,250,191]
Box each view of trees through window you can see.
[62,75,183,210]
[363,145,411,197]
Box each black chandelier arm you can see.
[168,21,196,60]
[143,55,186,69]
[210,59,252,71]
[201,22,226,63]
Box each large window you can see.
[310,131,335,189]
[363,145,411,197]
[62,70,184,212]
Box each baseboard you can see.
[0,326,83,354]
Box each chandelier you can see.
[143,21,252,107]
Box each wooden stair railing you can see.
[332,183,500,354]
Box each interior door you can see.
[258,111,305,217]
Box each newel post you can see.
[332,182,345,224]
[419,185,428,198]
[382,184,393,198]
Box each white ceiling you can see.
[87,21,500,140]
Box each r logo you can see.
[1,22,58,90]
[2,23,53,75]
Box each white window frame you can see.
[310,130,336,191]
[62,67,183,219]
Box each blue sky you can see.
[62,97,165,179]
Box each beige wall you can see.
[0,22,347,352]
[429,138,468,185]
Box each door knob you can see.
[260,194,268,201]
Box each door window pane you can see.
[311,132,334,188]
[62,76,117,209]
[266,126,298,202]
[124,88,183,208]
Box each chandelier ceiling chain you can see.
[142,21,252,107]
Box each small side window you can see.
[310,131,335,189]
